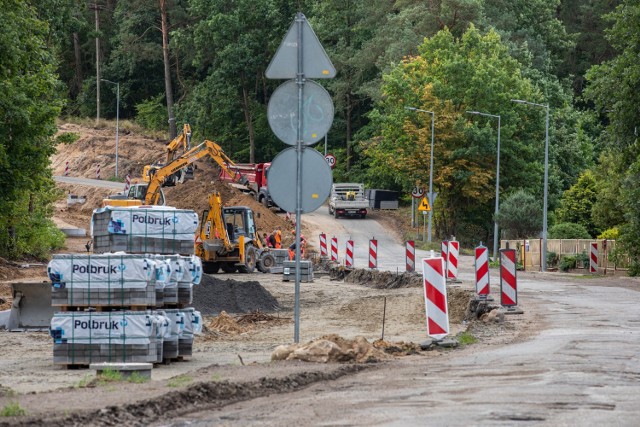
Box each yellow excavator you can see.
[102,139,250,207]
[195,192,276,273]
[142,123,193,186]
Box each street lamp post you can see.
[466,111,501,261]
[101,79,120,178]
[405,106,435,243]
[511,99,550,271]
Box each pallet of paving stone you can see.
[282,260,314,282]
[91,206,199,255]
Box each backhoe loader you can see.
[195,192,275,274]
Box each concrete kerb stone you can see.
[419,336,459,350]
[91,362,153,380]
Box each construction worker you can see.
[274,228,282,249]
[288,233,306,260]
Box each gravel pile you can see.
[193,276,280,316]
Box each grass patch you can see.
[97,368,123,384]
[1,402,27,417]
[127,372,149,384]
[74,374,94,388]
[167,374,193,388]
[457,331,478,346]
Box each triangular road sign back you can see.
[266,12,336,79]
[418,196,431,212]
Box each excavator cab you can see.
[222,206,256,243]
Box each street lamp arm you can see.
[511,99,548,109]
[405,106,434,116]
[101,78,117,86]
[466,111,500,119]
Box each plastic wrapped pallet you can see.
[151,255,184,306]
[48,254,157,308]
[178,308,202,357]
[150,312,170,363]
[178,255,202,306]
[160,309,185,360]
[50,311,156,365]
[91,205,199,255]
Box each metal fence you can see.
[500,239,629,272]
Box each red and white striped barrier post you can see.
[441,240,449,272]
[64,161,69,176]
[95,163,101,180]
[319,233,328,257]
[500,249,518,308]
[590,242,598,274]
[406,240,415,272]
[475,244,490,297]
[422,255,449,340]
[123,174,131,193]
[369,238,378,269]
[345,240,354,267]
[447,240,459,280]
[331,237,338,262]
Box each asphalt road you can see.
[54,175,125,191]
[167,275,640,426]
[304,207,436,273]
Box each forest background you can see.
[1,0,639,274]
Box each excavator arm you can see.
[164,123,192,163]
[144,139,250,205]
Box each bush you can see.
[597,227,620,240]
[548,222,591,239]
[559,255,576,272]
[547,251,559,268]
[135,95,167,132]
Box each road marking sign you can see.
[406,240,415,272]
[319,233,327,257]
[475,245,490,296]
[500,249,518,307]
[423,256,449,339]
[345,240,354,267]
[590,242,598,273]
[369,239,378,269]
[418,197,431,212]
[447,241,459,280]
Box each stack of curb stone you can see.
[49,205,203,367]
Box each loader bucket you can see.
[7,281,55,331]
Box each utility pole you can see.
[160,0,177,139]
[89,3,103,125]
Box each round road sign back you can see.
[267,147,333,213]
[268,80,334,146]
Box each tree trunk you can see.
[160,0,177,139]
[242,83,255,163]
[72,32,83,98]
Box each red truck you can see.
[219,162,277,209]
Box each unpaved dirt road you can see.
[154,274,640,426]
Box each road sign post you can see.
[266,12,336,344]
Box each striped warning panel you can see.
[447,241,459,279]
[369,239,377,269]
[475,245,490,296]
[406,241,415,272]
[500,249,517,307]
[331,237,338,262]
[345,240,354,267]
[590,242,598,274]
[319,233,328,257]
[422,257,449,340]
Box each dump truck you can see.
[195,192,276,274]
[328,183,369,218]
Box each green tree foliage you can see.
[363,26,545,239]
[495,190,543,239]
[585,0,640,274]
[548,222,591,239]
[0,0,65,258]
[555,170,598,236]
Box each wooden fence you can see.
[500,239,628,272]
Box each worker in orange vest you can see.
[274,228,282,249]
[288,233,306,260]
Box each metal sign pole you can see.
[293,12,304,344]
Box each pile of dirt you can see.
[205,311,250,335]
[192,276,280,316]
[272,334,393,363]
[344,269,423,289]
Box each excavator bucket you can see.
[6,281,56,331]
